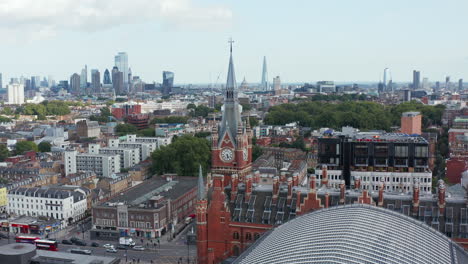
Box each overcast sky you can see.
[0,0,467,85]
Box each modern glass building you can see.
[162,71,174,95]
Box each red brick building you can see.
[127,113,149,130]
[401,111,422,135]
[111,104,141,119]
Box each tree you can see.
[0,144,10,162]
[137,128,156,137]
[151,135,211,176]
[115,124,138,136]
[187,103,197,110]
[190,105,213,118]
[0,116,12,123]
[38,141,52,152]
[1,107,13,115]
[15,141,38,155]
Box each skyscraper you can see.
[0,73,2,89]
[70,73,80,95]
[91,69,101,94]
[112,70,124,95]
[446,76,451,90]
[80,65,88,91]
[273,76,281,95]
[114,52,128,91]
[458,79,463,91]
[128,67,132,92]
[412,70,420,90]
[383,68,390,89]
[103,69,111,84]
[162,71,174,96]
[261,56,269,91]
[7,83,25,105]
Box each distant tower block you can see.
[401,112,422,135]
[261,56,269,91]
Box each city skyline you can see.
[0,1,467,84]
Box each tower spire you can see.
[197,165,206,200]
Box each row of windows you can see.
[233,232,261,241]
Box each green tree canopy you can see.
[0,116,12,123]
[115,124,138,136]
[0,144,10,162]
[151,135,210,176]
[15,141,38,155]
[189,105,213,118]
[17,101,71,116]
[38,141,52,152]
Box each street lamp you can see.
[187,237,190,264]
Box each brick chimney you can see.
[339,180,345,204]
[230,174,238,202]
[378,181,384,207]
[292,174,298,187]
[280,171,287,182]
[438,179,446,214]
[324,192,330,208]
[354,176,361,190]
[287,177,293,203]
[272,176,280,205]
[309,175,317,190]
[412,179,420,215]
[321,165,328,187]
[245,175,253,201]
[296,190,301,208]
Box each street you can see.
[0,221,197,264]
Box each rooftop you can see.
[100,177,197,208]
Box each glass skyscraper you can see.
[162,71,174,95]
[115,52,128,93]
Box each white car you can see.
[103,244,114,249]
[132,246,145,251]
[106,247,118,253]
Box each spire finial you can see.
[229,38,234,53]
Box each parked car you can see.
[62,240,73,245]
[116,245,127,250]
[70,237,79,243]
[74,240,87,246]
[70,248,92,255]
[106,247,118,253]
[0,233,8,239]
[133,246,145,251]
[103,244,114,249]
[91,242,99,247]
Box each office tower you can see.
[401,112,422,135]
[422,77,429,90]
[383,68,390,89]
[378,82,385,93]
[48,75,54,88]
[114,52,129,91]
[24,79,31,91]
[162,71,174,96]
[112,70,124,95]
[91,69,101,94]
[273,76,281,95]
[445,76,450,90]
[435,81,440,91]
[7,83,25,105]
[412,70,420,90]
[261,56,269,91]
[0,73,2,89]
[31,76,37,90]
[70,73,81,95]
[128,67,132,91]
[459,79,463,91]
[80,65,87,90]
[103,69,111,84]
[111,66,119,83]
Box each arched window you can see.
[232,245,240,256]
[246,232,252,241]
[254,233,260,240]
[233,232,240,240]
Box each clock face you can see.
[221,148,234,162]
[243,148,248,161]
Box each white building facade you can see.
[7,83,25,105]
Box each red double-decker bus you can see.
[34,239,59,251]
[15,235,40,244]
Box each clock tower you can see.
[211,40,253,185]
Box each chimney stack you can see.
[309,175,317,190]
[324,192,330,208]
[292,174,298,187]
[339,180,345,204]
[230,174,238,202]
[354,176,361,190]
[412,179,420,215]
[378,181,384,207]
[287,177,293,203]
[321,165,328,187]
[245,175,253,201]
[272,176,280,204]
[438,179,446,214]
